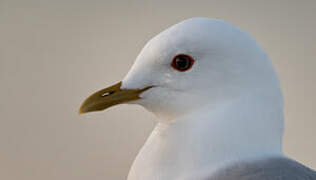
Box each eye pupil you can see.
[171,54,194,71]
[175,56,189,69]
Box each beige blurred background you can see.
[1,0,315,179]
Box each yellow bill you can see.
[79,81,152,114]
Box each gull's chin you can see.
[125,86,157,104]
[135,93,189,120]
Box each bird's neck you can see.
[128,95,284,180]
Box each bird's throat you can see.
[127,96,284,180]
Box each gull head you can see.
[80,17,283,121]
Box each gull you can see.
[79,18,316,180]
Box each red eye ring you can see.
[171,54,195,72]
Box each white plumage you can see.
[82,17,316,180]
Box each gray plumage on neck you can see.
[210,157,316,180]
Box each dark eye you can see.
[171,54,195,72]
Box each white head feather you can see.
[122,18,284,180]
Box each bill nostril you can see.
[101,91,115,97]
